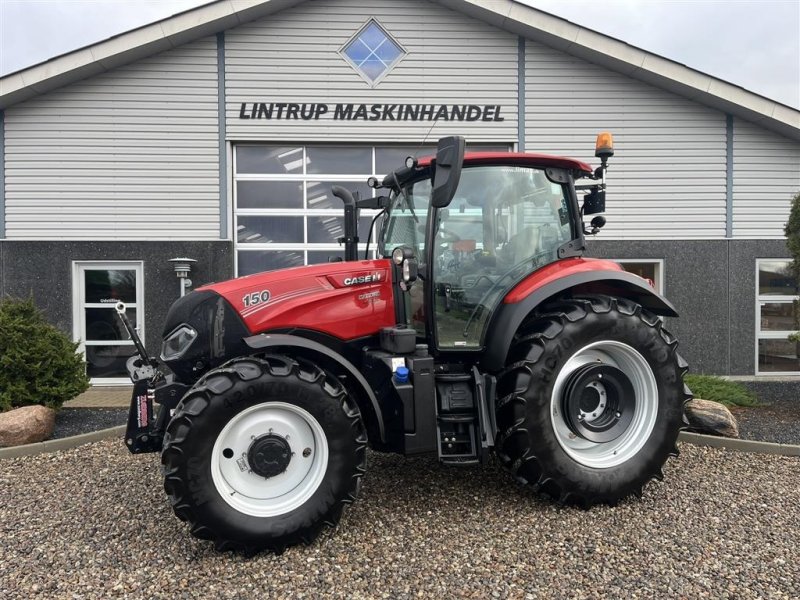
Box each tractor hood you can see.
[196,259,396,341]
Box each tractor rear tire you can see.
[495,295,690,506]
[161,354,367,554]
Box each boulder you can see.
[684,398,739,438]
[0,406,56,447]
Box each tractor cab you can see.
[373,136,603,352]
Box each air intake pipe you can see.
[332,185,359,261]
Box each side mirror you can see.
[583,188,606,215]
[431,136,466,208]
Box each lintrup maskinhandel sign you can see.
[238,103,505,122]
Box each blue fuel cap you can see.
[395,366,409,383]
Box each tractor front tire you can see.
[161,355,367,554]
[495,295,690,506]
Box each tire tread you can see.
[161,354,367,555]
[496,295,691,507]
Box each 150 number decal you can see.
[242,290,271,307]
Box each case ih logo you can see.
[343,273,382,286]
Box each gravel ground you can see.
[730,398,800,445]
[1,440,798,599]
[51,409,127,440]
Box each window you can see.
[756,259,799,374]
[340,19,406,86]
[429,165,574,348]
[72,262,144,383]
[234,144,509,277]
[616,260,664,294]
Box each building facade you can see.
[1,0,799,383]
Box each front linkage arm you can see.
[115,302,187,454]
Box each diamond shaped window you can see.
[341,20,406,86]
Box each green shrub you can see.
[0,297,90,412]
[684,374,758,407]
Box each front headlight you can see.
[160,325,197,361]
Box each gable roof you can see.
[1,0,798,141]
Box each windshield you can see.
[379,178,432,257]
[380,164,575,348]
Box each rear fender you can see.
[481,270,678,372]
[243,333,385,444]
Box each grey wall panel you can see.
[587,239,730,375]
[225,0,518,142]
[3,39,220,240]
[732,118,800,238]
[589,238,793,376]
[0,240,233,352]
[524,39,728,240]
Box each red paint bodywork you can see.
[420,152,594,175]
[504,258,624,304]
[198,260,395,340]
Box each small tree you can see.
[0,297,90,412]
[785,191,800,344]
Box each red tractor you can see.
[117,135,689,554]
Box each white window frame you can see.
[338,18,408,88]
[233,144,381,275]
[72,260,144,385]
[232,143,510,276]
[755,258,799,376]
[615,259,665,295]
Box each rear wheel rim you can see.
[211,402,329,517]
[550,341,658,469]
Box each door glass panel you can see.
[237,216,304,244]
[84,269,137,303]
[759,260,797,295]
[238,250,304,275]
[237,146,304,174]
[758,339,800,373]
[760,302,797,331]
[237,181,303,209]
[77,263,143,381]
[306,146,371,174]
[85,345,138,379]
[85,309,136,341]
[432,166,572,348]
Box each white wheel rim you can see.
[210,402,329,517]
[550,341,659,469]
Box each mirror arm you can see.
[356,195,390,210]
